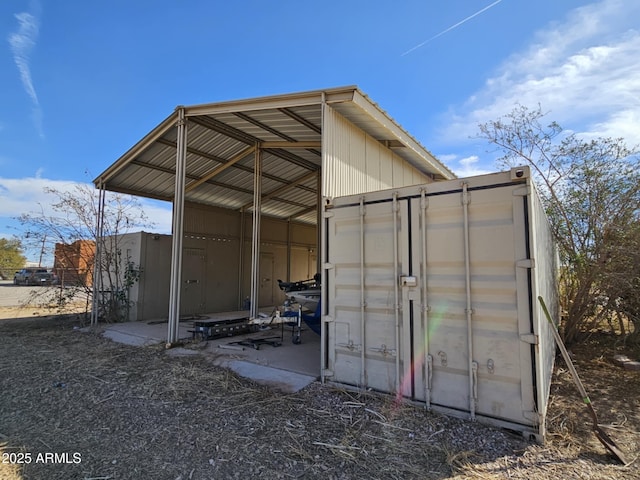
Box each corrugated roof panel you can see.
[212,113,285,144]
[96,87,456,227]
[242,109,319,139]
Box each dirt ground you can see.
[0,313,638,480]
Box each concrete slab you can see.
[101,321,190,347]
[218,359,317,393]
[98,315,321,393]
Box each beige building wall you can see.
[322,105,433,199]
[119,203,317,321]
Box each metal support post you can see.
[167,108,187,345]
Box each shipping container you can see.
[322,167,558,441]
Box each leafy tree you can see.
[17,183,152,322]
[0,238,26,280]
[599,220,640,341]
[478,105,640,345]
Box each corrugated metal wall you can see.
[528,180,559,420]
[322,105,432,199]
[122,205,318,320]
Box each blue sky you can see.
[1,0,639,263]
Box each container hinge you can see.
[420,189,428,210]
[520,333,539,345]
[461,184,470,205]
[323,262,335,270]
[369,344,397,357]
[322,315,334,324]
[516,258,535,269]
[323,210,335,218]
[523,410,542,424]
[338,340,362,352]
[322,369,334,378]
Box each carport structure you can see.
[93,86,455,344]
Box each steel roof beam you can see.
[278,107,321,134]
[289,204,318,220]
[185,145,255,193]
[262,148,319,171]
[156,137,230,164]
[235,112,298,142]
[190,116,257,145]
[260,141,321,149]
[239,170,318,210]
[235,111,322,158]
[130,159,253,197]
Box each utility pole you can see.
[38,234,47,267]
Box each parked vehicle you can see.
[13,268,55,286]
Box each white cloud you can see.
[0,176,172,265]
[8,2,44,138]
[138,199,173,234]
[439,154,493,177]
[0,176,172,234]
[439,0,640,148]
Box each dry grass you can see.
[0,315,638,479]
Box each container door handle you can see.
[471,361,479,400]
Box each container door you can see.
[407,191,470,412]
[326,171,547,435]
[325,195,413,395]
[408,184,537,426]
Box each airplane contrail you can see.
[402,0,504,56]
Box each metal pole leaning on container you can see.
[539,296,629,465]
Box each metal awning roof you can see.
[94,86,456,224]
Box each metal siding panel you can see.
[528,179,558,439]
[323,106,432,199]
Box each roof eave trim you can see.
[351,90,457,180]
[93,111,178,186]
[183,86,357,117]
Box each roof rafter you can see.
[278,107,321,134]
[240,170,318,210]
[234,111,322,158]
[186,145,255,193]
[289,204,318,221]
